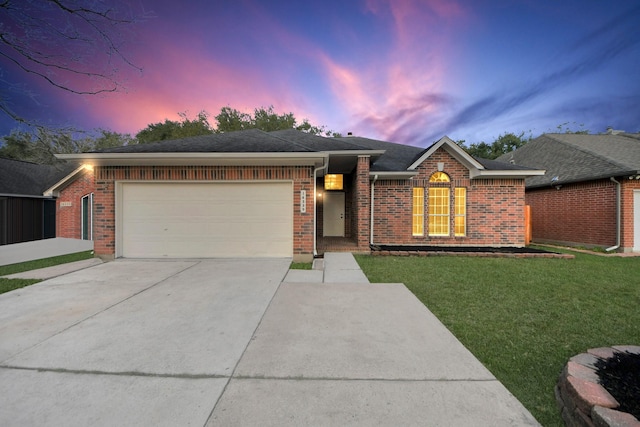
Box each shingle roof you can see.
[93,128,535,174]
[332,136,425,171]
[0,158,76,196]
[96,129,315,153]
[495,133,640,188]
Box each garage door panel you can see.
[121,183,293,258]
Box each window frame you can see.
[81,193,93,241]
[412,187,424,236]
[454,187,466,237]
[428,172,451,237]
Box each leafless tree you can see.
[0,0,148,126]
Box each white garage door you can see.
[120,182,293,258]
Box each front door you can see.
[323,191,345,237]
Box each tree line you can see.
[0,107,591,165]
[0,106,340,164]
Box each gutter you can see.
[606,177,621,252]
[370,174,378,246]
[313,155,329,257]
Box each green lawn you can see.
[0,251,94,295]
[355,250,640,427]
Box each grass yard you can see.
[355,250,640,427]
[0,250,94,295]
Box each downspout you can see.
[313,155,329,257]
[370,174,378,246]
[606,177,621,252]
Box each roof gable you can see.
[408,136,485,171]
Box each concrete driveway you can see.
[0,258,288,426]
[0,257,540,426]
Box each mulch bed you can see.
[595,351,640,419]
[372,245,559,254]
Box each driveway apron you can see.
[0,258,289,427]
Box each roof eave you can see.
[43,165,91,197]
[526,170,640,189]
[369,171,418,180]
[470,169,546,179]
[55,152,328,167]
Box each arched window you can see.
[429,171,450,183]
[428,172,450,236]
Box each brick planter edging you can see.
[556,346,640,427]
[371,250,574,259]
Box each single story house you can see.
[51,129,544,261]
[496,132,640,252]
[0,157,70,245]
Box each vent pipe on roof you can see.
[605,177,621,252]
[606,127,625,135]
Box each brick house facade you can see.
[54,130,543,260]
[55,168,95,241]
[371,148,527,247]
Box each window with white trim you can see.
[428,172,450,236]
[412,187,424,236]
[454,187,466,236]
[81,193,93,240]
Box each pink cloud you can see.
[318,0,469,143]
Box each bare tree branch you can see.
[0,0,149,128]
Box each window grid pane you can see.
[412,187,424,236]
[454,187,466,236]
[429,187,450,236]
[429,172,450,182]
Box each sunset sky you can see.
[1,0,639,147]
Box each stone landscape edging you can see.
[371,250,574,259]
[556,346,640,427]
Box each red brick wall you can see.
[92,165,315,258]
[525,179,617,248]
[527,178,640,251]
[372,148,527,247]
[354,156,370,249]
[56,170,94,239]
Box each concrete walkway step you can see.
[283,252,369,284]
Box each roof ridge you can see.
[327,136,378,150]
[264,129,317,151]
[0,156,45,166]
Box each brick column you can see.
[355,155,370,251]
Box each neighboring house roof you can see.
[0,157,76,197]
[496,133,640,188]
[58,129,543,179]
